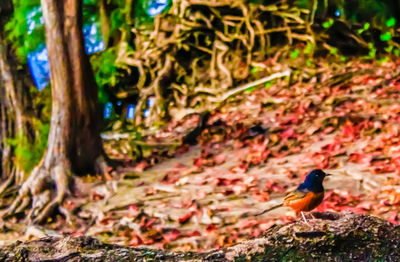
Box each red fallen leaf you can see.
[237,219,259,229]
[193,157,203,167]
[234,140,245,150]
[214,153,226,165]
[90,192,104,201]
[143,238,155,245]
[253,227,261,237]
[232,184,247,195]
[196,190,207,199]
[349,153,373,165]
[206,224,217,233]
[71,231,84,237]
[215,178,242,186]
[161,173,180,184]
[264,179,276,191]
[281,114,300,125]
[371,165,396,174]
[314,153,330,169]
[129,235,143,246]
[177,144,190,154]
[144,218,157,228]
[230,161,249,173]
[264,179,285,193]
[178,212,193,224]
[379,198,391,206]
[388,213,399,225]
[214,207,230,212]
[185,230,201,237]
[354,202,372,211]
[375,88,385,96]
[145,187,157,195]
[306,126,319,135]
[163,229,181,242]
[135,161,150,172]
[322,140,345,156]
[252,190,270,202]
[370,159,391,167]
[361,75,378,85]
[280,215,295,224]
[63,200,77,211]
[379,189,400,206]
[392,153,400,166]
[222,189,234,195]
[280,128,297,140]
[128,205,139,216]
[174,163,187,169]
[323,126,335,134]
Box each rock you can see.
[1,212,399,261]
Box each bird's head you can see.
[301,169,329,192]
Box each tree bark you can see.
[4,0,107,224]
[0,212,399,261]
[43,0,104,174]
[0,1,31,183]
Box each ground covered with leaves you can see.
[3,59,400,252]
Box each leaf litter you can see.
[5,60,400,250]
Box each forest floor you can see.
[3,59,400,251]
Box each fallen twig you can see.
[218,69,291,102]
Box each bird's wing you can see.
[284,189,308,202]
[283,188,324,212]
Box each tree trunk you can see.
[0,1,29,184]
[99,0,110,48]
[4,0,107,224]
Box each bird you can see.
[242,169,330,223]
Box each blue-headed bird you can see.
[243,169,330,223]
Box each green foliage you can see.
[304,42,314,54]
[8,121,49,173]
[290,49,299,58]
[380,32,391,42]
[250,67,259,74]
[90,47,118,102]
[386,17,396,27]
[83,0,100,23]
[110,2,127,31]
[5,0,43,61]
[135,0,172,26]
[357,22,370,34]
[322,18,334,29]
[367,43,376,59]
[5,0,99,61]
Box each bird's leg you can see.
[301,211,309,225]
[308,212,316,219]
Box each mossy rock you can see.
[0,212,399,261]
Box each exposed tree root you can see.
[117,0,313,125]
[2,154,110,224]
[2,161,69,224]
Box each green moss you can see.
[7,120,49,173]
[234,255,247,262]
[140,248,156,259]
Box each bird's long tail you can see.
[240,203,283,218]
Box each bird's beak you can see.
[325,173,332,177]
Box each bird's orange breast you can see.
[283,191,324,213]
